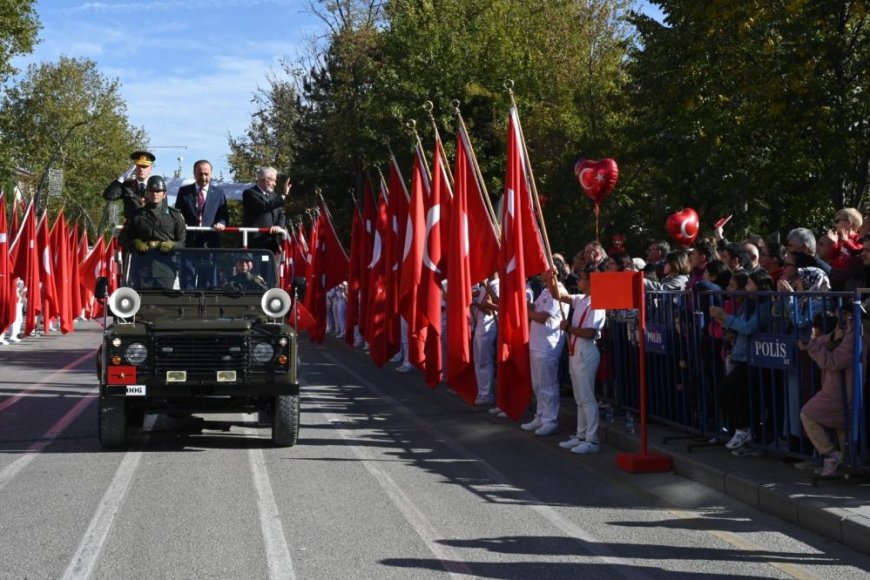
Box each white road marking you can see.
[0,387,97,493]
[321,352,648,579]
[242,425,296,580]
[0,350,95,413]
[321,409,474,578]
[61,414,156,580]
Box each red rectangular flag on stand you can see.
[496,107,549,421]
[303,202,349,343]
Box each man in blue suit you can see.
[174,159,229,248]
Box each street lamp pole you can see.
[33,119,90,214]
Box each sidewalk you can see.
[590,408,870,555]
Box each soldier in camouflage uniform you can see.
[126,175,186,288]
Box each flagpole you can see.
[406,120,432,182]
[504,80,555,270]
[422,101,454,186]
[451,100,501,239]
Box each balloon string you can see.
[594,203,600,242]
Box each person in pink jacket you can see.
[800,308,864,476]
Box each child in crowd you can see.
[799,308,864,476]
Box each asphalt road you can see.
[1,321,869,579]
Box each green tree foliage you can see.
[275,0,634,250]
[0,0,40,85]
[627,0,870,241]
[0,56,146,235]
[227,72,299,182]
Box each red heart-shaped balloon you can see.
[665,208,700,246]
[575,158,618,205]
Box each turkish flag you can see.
[288,299,316,333]
[497,107,549,420]
[79,235,105,313]
[399,145,430,370]
[365,181,390,366]
[10,203,42,336]
[37,212,58,333]
[303,203,349,342]
[344,204,363,345]
[77,229,94,318]
[49,211,73,333]
[416,138,448,387]
[384,157,408,352]
[69,223,83,322]
[445,137,478,404]
[456,123,499,283]
[358,178,376,340]
[0,193,12,333]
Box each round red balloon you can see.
[575,158,618,206]
[666,208,700,246]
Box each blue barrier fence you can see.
[604,288,867,467]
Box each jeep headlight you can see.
[125,342,148,365]
[252,342,275,363]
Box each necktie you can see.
[138,182,145,196]
[197,187,206,225]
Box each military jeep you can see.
[96,247,300,448]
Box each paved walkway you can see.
[591,409,870,555]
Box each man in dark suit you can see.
[102,150,155,224]
[242,166,290,253]
[173,159,229,248]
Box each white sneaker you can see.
[488,406,504,416]
[0,338,8,346]
[496,410,508,419]
[389,352,404,363]
[9,337,21,343]
[474,396,494,407]
[725,429,752,450]
[559,436,583,449]
[571,441,600,454]
[520,418,543,431]
[534,423,559,437]
[395,362,413,374]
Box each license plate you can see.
[126,385,146,396]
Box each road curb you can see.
[596,417,870,555]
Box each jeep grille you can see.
[153,334,248,380]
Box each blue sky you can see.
[12,0,323,181]
[12,1,663,182]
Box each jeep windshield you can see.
[124,248,278,292]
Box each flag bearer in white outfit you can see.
[472,275,499,406]
[522,269,568,436]
[554,270,606,454]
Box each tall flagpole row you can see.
[451,100,501,240]
[422,101,455,187]
[504,80,556,271]
[405,120,432,182]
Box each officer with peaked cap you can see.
[103,150,156,223]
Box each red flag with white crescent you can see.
[497,107,549,420]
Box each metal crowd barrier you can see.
[604,288,867,468]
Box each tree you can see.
[626,1,870,240]
[0,56,146,235]
[226,71,300,182]
[0,0,40,85]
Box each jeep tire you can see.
[272,394,299,447]
[99,397,127,449]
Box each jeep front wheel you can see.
[99,397,127,449]
[272,394,299,447]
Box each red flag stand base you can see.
[616,452,673,473]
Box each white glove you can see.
[118,163,137,183]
